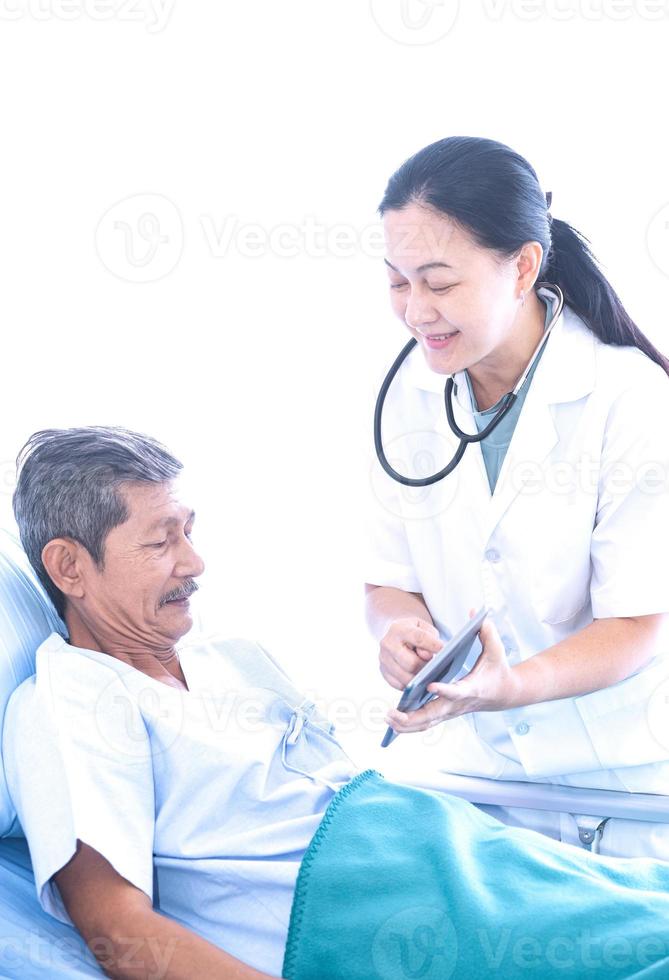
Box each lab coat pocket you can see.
[575,657,669,771]
[534,584,590,626]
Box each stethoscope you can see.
[374,282,565,488]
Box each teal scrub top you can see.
[462,294,554,495]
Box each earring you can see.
[520,291,526,306]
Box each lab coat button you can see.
[485,549,500,563]
[515,721,530,736]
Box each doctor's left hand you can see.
[384,612,520,734]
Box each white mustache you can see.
[160,580,199,607]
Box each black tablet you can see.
[381,606,489,748]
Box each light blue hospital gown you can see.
[3,632,360,977]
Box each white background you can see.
[1,0,667,766]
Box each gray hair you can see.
[13,426,183,618]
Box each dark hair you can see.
[378,136,669,376]
[13,426,183,617]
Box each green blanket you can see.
[282,770,669,979]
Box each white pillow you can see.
[0,528,64,836]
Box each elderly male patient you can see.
[5,427,669,980]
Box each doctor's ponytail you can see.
[379,136,669,377]
[543,215,669,375]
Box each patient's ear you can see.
[41,538,86,602]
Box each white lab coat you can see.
[365,291,669,856]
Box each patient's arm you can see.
[54,839,279,980]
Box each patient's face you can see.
[77,479,205,651]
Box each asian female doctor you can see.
[364,136,669,860]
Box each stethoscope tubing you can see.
[373,283,565,488]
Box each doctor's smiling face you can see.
[383,202,545,406]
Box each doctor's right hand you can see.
[378,618,443,691]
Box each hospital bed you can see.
[1,530,669,978]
